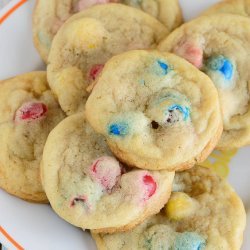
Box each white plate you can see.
[0,0,249,249]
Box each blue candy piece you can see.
[206,55,233,80]
[174,232,206,250]
[219,59,233,80]
[157,60,170,75]
[168,104,190,121]
[108,122,129,136]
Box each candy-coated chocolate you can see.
[206,55,233,80]
[90,156,122,191]
[108,122,129,136]
[89,64,104,81]
[15,102,48,122]
[174,232,206,250]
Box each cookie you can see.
[92,166,246,250]
[158,14,250,150]
[41,113,174,233]
[46,4,169,115]
[202,0,250,17]
[86,50,222,171]
[0,72,65,203]
[33,0,182,62]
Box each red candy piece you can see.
[143,175,157,200]
[90,156,121,191]
[89,64,104,81]
[14,102,48,122]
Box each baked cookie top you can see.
[202,0,250,17]
[86,50,222,171]
[41,113,174,233]
[158,14,250,150]
[46,4,169,115]
[93,166,246,250]
[33,0,182,61]
[0,72,65,202]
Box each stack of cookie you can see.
[0,0,248,249]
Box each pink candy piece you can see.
[174,41,203,69]
[14,102,48,122]
[122,171,157,202]
[90,156,122,191]
[143,175,157,200]
[89,64,104,81]
[75,0,110,12]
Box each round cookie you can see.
[202,0,250,17]
[33,0,182,62]
[158,14,250,150]
[92,166,246,250]
[0,72,65,203]
[86,50,222,171]
[41,113,175,233]
[46,4,169,115]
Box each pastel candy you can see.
[167,104,190,122]
[108,122,129,136]
[89,64,104,81]
[89,156,122,191]
[122,171,157,202]
[142,225,175,250]
[206,55,233,80]
[143,174,157,200]
[157,60,169,75]
[174,41,203,69]
[14,102,48,122]
[147,92,191,127]
[174,232,206,250]
[165,192,197,221]
[142,226,205,250]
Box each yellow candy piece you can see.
[165,192,197,221]
[88,44,96,49]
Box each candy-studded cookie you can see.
[92,166,246,250]
[158,14,250,150]
[202,0,250,17]
[0,72,65,202]
[47,4,169,115]
[41,113,174,233]
[33,0,182,62]
[86,50,222,171]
